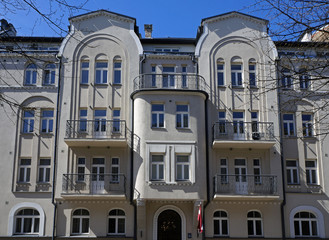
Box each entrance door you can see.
[91,158,105,194]
[158,210,182,240]
[234,159,248,194]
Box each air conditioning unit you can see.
[252,132,261,140]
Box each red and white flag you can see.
[197,205,203,233]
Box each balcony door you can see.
[235,159,247,194]
[94,110,106,138]
[162,66,175,88]
[233,112,245,140]
[92,158,105,194]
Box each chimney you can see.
[144,24,153,39]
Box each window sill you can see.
[94,83,108,86]
[149,181,193,186]
[112,83,122,86]
[43,84,55,87]
[151,127,166,130]
[39,132,54,136]
[249,86,258,89]
[176,127,190,130]
[217,85,226,88]
[80,83,89,86]
[21,132,34,135]
[231,85,244,89]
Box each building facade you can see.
[0,10,328,240]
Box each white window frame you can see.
[151,104,164,128]
[247,211,263,237]
[162,66,176,88]
[176,104,189,128]
[43,63,56,85]
[81,61,89,84]
[299,69,310,90]
[38,159,50,183]
[220,158,228,183]
[253,159,261,184]
[108,209,126,235]
[213,210,229,237]
[95,61,108,84]
[22,110,35,133]
[305,160,318,185]
[25,64,37,85]
[18,159,31,183]
[14,209,40,235]
[79,109,88,132]
[71,209,89,235]
[302,114,313,137]
[281,68,293,89]
[176,155,190,181]
[249,62,256,87]
[41,109,54,133]
[231,63,243,87]
[77,157,85,182]
[113,60,122,84]
[112,109,121,133]
[151,155,164,181]
[283,113,295,136]
[286,160,299,184]
[217,62,224,86]
[294,211,318,237]
[111,157,120,183]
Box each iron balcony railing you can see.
[65,120,126,139]
[133,73,207,92]
[62,173,126,195]
[213,121,275,141]
[213,174,278,196]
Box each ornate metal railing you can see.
[133,73,207,92]
[213,121,275,141]
[65,120,126,139]
[213,174,278,196]
[62,173,126,195]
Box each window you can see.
[176,155,189,181]
[77,157,85,181]
[176,104,189,128]
[111,157,120,183]
[294,212,318,237]
[251,112,258,133]
[81,61,89,84]
[43,63,55,85]
[286,160,299,184]
[162,66,175,88]
[306,160,318,185]
[112,109,120,132]
[113,60,122,84]
[15,209,40,234]
[108,209,125,235]
[79,109,87,132]
[151,155,164,181]
[283,114,295,136]
[247,211,263,237]
[249,61,256,87]
[299,69,309,90]
[302,114,313,137]
[38,159,50,183]
[220,159,228,183]
[253,159,261,184]
[94,110,106,133]
[151,65,156,87]
[95,61,108,84]
[281,68,293,89]
[22,110,34,133]
[213,211,228,236]
[233,112,244,135]
[18,159,31,182]
[41,110,54,133]
[72,209,89,234]
[217,62,224,86]
[182,66,187,88]
[151,104,164,128]
[231,63,242,86]
[218,111,226,134]
[25,64,37,85]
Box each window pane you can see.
[222,220,228,235]
[214,220,219,235]
[23,218,32,233]
[82,218,89,233]
[108,218,116,233]
[247,220,253,235]
[118,218,125,233]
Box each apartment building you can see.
[0,10,328,240]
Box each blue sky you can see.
[2,0,265,38]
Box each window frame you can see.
[247,211,263,237]
[286,160,299,185]
[22,110,35,133]
[112,109,121,133]
[231,63,243,87]
[43,63,56,86]
[283,113,295,136]
[77,157,86,182]
[14,209,40,235]
[305,160,318,185]
[80,61,89,84]
[281,68,293,89]
[302,114,313,137]
[176,155,190,181]
[40,109,54,133]
[220,158,228,184]
[294,211,318,237]
[18,159,31,183]
[24,64,37,86]
[213,210,229,237]
[95,61,108,84]
[151,104,164,128]
[79,109,88,132]
[38,159,51,183]
[176,104,189,129]
[113,60,122,85]
[151,154,164,181]
[249,62,256,87]
[217,62,225,87]
[108,209,126,235]
[111,157,120,183]
[71,209,90,235]
[299,69,310,90]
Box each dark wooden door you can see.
[157,210,182,240]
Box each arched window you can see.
[113,57,122,85]
[248,59,256,87]
[43,63,56,85]
[108,209,125,235]
[95,55,108,84]
[247,211,262,237]
[231,57,243,87]
[14,208,40,234]
[294,211,318,237]
[72,209,89,234]
[25,64,37,85]
[213,210,228,236]
[80,58,89,84]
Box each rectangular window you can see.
[151,155,164,181]
[94,110,107,133]
[41,110,54,133]
[111,157,120,182]
[299,72,309,89]
[95,62,108,84]
[306,160,317,185]
[281,68,292,89]
[286,160,299,184]
[113,61,122,84]
[283,114,295,136]
[79,109,88,132]
[231,64,242,86]
[176,155,189,181]
[220,158,228,183]
[151,104,164,128]
[249,63,256,87]
[77,157,85,181]
[302,114,313,137]
[19,159,31,182]
[233,112,244,134]
[182,66,187,88]
[253,159,261,184]
[25,64,37,85]
[38,159,50,182]
[44,64,56,85]
[151,66,156,87]
[218,111,226,134]
[251,112,259,134]
[113,109,120,133]
[162,66,175,88]
[217,63,224,86]
[81,61,89,84]
[176,104,189,128]
[22,110,34,133]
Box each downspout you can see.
[51,54,62,240]
[276,58,286,240]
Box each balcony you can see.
[213,174,279,200]
[62,173,126,199]
[212,121,276,149]
[64,120,127,147]
[133,73,208,92]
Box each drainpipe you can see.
[51,54,62,240]
[275,58,286,240]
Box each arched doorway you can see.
[157,210,182,240]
